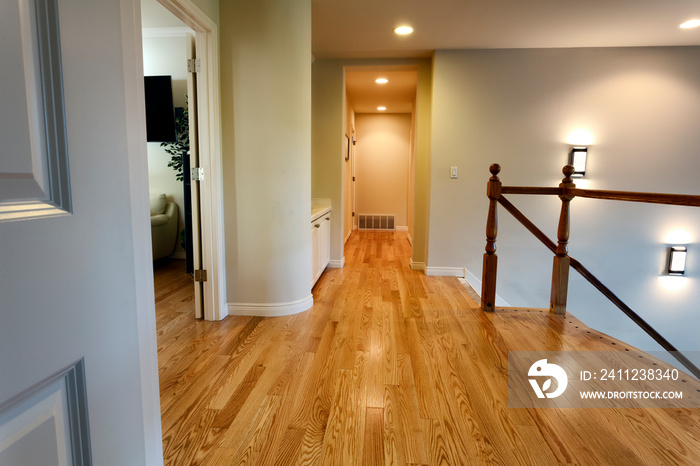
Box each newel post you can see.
[481,164,501,312]
[550,165,576,315]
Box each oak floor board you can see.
[154,232,700,465]
[363,407,385,466]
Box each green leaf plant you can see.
[161,101,189,182]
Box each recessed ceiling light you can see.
[375,78,389,84]
[680,19,700,29]
[377,106,387,111]
[393,26,413,35]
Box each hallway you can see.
[155,231,700,465]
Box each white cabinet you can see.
[311,210,331,287]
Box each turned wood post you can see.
[550,165,576,315]
[481,164,501,312]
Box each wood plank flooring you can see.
[154,232,700,465]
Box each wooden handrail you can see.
[566,188,700,207]
[501,187,561,196]
[569,258,700,379]
[497,196,556,254]
[481,164,700,379]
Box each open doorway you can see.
[141,0,225,321]
[345,67,418,245]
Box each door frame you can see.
[154,0,225,323]
[120,0,224,464]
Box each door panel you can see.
[0,0,155,464]
[0,0,71,221]
[186,32,204,319]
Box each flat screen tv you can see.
[144,75,177,142]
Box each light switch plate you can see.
[450,166,458,179]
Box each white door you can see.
[186,32,204,318]
[0,0,159,464]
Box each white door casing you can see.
[152,0,226,322]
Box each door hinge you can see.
[187,58,201,73]
[194,269,208,282]
[191,167,204,181]
[352,212,355,217]
[352,176,355,181]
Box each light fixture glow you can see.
[377,106,387,111]
[658,275,688,290]
[393,25,413,35]
[566,129,594,145]
[680,19,700,29]
[664,229,692,244]
[569,147,587,178]
[668,246,688,275]
[375,78,388,84]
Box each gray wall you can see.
[429,47,700,353]
[0,0,157,463]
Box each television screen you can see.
[144,75,177,142]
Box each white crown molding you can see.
[227,294,314,317]
[142,26,192,38]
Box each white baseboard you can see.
[344,229,352,243]
[426,266,466,278]
[406,233,412,245]
[396,225,408,232]
[328,257,345,268]
[409,259,426,273]
[227,294,314,317]
[463,268,510,306]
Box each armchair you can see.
[150,194,179,260]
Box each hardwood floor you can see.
[154,232,700,465]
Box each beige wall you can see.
[407,107,416,242]
[429,47,700,353]
[312,60,346,263]
[343,97,355,241]
[355,113,412,228]
[220,0,312,309]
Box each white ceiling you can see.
[142,0,700,114]
[312,0,700,59]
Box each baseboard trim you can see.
[396,225,408,232]
[406,233,413,246]
[409,259,426,273]
[426,266,466,278]
[328,257,345,268]
[463,268,511,306]
[227,294,314,317]
[169,251,186,260]
[344,229,352,243]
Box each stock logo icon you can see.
[528,359,568,399]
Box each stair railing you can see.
[481,163,700,379]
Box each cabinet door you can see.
[311,221,321,285]
[322,215,331,269]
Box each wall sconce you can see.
[668,246,687,275]
[569,146,587,178]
